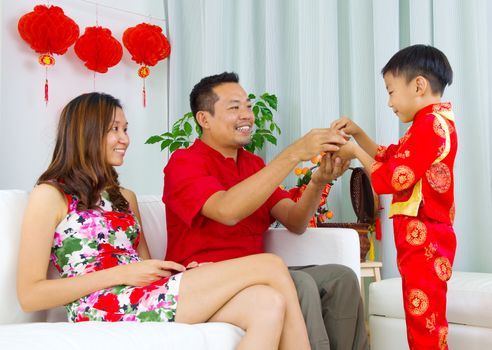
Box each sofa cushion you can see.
[369,315,492,350]
[136,195,167,260]
[0,190,47,324]
[369,271,492,328]
[0,192,169,324]
[0,321,244,350]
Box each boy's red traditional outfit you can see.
[371,102,457,350]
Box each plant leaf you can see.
[184,122,193,136]
[262,94,278,110]
[244,143,254,153]
[169,141,183,153]
[160,138,173,151]
[261,107,273,120]
[264,134,277,145]
[145,135,163,144]
[252,105,259,118]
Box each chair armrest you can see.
[264,227,361,280]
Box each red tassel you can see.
[375,217,382,240]
[44,78,49,104]
[142,79,146,108]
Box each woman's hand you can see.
[186,261,213,270]
[119,260,186,287]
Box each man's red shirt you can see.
[163,139,290,265]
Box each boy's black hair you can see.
[381,44,453,96]
[189,72,239,119]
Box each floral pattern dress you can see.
[51,190,181,322]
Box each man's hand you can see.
[311,153,351,186]
[330,116,362,138]
[288,128,347,162]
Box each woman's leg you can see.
[174,253,310,350]
[208,285,285,350]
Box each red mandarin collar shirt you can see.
[163,139,289,265]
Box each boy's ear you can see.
[196,111,211,130]
[415,76,428,96]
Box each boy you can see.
[332,44,457,350]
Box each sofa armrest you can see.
[264,227,361,280]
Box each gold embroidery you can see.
[376,145,387,159]
[389,179,422,218]
[426,312,436,333]
[448,122,455,134]
[437,144,445,156]
[408,289,429,316]
[426,163,451,193]
[438,326,448,350]
[450,203,455,223]
[392,165,415,191]
[425,243,438,260]
[399,133,411,146]
[395,150,411,159]
[432,113,451,164]
[406,220,427,246]
[433,117,446,138]
[434,257,452,281]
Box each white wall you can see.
[0,0,169,195]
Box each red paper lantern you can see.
[17,4,79,103]
[123,23,171,107]
[74,26,123,74]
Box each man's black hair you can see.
[381,44,453,96]
[189,72,240,120]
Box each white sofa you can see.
[369,272,492,350]
[0,190,361,350]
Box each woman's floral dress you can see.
[50,190,182,322]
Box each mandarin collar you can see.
[414,102,452,121]
[193,138,244,162]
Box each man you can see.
[163,72,369,350]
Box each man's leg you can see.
[289,269,331,350]
[300,264,369,350]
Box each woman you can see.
[17,92,310,350]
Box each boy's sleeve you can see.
[163,151,224,227]
[374,143,398,162]
[371,114,446,195]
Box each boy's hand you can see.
[333,141,357,161]
[331,116,361,138]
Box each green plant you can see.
[145,92,281,154]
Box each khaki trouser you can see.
[289,264,369,350]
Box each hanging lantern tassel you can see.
[375,217,382,240]
[123,23,171,108]
[138,66,150,108]
[18,5,80,104]
[368,232,375,261]
[44,78,49,104]
[39,54,55,104]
